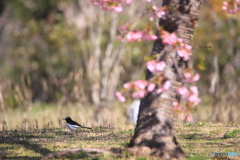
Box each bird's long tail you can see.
[82,126,92,129]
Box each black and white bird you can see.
[63,116,92,131]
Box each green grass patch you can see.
[184,121,211,127]
[223,129,240,138]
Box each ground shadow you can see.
[0,130,52,159]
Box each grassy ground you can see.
[0,122,240,159]
[0,104,240,159]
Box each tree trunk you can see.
[128,0,201,159]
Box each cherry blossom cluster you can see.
[169,70,201,121]
[91,0,166,20]
[146,60,166,73]
[118,22,157,42]
[172,101,193,121]
[91,0,127,13]
[160,30,192,61]
[115,60,172,102]
[115,79,171,102]
[184,71,200,83]
[91,0,152,13]
[149,5,167,21]
[115,30,201,111]
[178,86,201,106]
[222,0,240,14]
[172,85,201,121]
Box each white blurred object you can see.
[129,100,140,125]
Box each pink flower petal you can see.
[186,115,193,121]
[155,61,166,71]
[115,91,126,102]
[162,81,171,90]
[147,83,155,92]
[192,73,200,82]
[125,0,132,4]
[156,88,163,93]
[178,87,189,96]
[184,72,192,79]
[188,94,201,105]
[114,6,123,13]
[132,90,147,98]
[172,101,178,106]
[123,82,133,89]
[189,86,198,94]
[146,60,156,73]
[133,80,148,90]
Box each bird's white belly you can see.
[66,123,80,130]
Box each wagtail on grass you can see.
[63,117,92,131]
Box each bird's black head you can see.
[63,116,72,121]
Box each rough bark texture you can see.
[128,0,201,159]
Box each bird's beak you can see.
[63,118,66,120]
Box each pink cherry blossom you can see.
[114,6,123,12]
[133,80,148,89]
[161,31,178,45]
[118,23,157,42]
[190,86,198,94]
[222,0,240,14]
[117,36,125,41]
[185,114,193,121]
[132,90,147,98]
[184,72,200,83]
[123,82,133,89]
[152,5,158,11]
[156,88,163,93]
[155,61,166,71]
[115,91,126,102]
[155,81,171,94]
[146,60,166,73]
[162,81,171,90]
[126,31,142,42]
[125,31,157,42]
[147,83,156,92]
[172,101,178,106]
[187,86,201,106]
[172,102,182,112]
[91,0,124,13]
[156,10,166,17]
[118,22,130,34]
[146,60,156,73]
[160,31,193,61]
[149,5,166,21]
[192,73,200,82]
[125,0,132,4]
[178,87,189,96]
[177,45,192,61]
[188,94,201,106]
[184,72,192,79]
[142,32,158,41]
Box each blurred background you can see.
[0,0,239,130]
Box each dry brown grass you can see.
[0,102,130,131]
